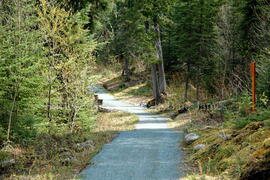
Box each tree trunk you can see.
[47,65,52,122]
[196,73,200,101]
[154,19,166,94]
[145,19,166,104]
[184,63,190,101]
[145,20,159,104]
[7,90,17,142]
[151,64,160,104]
[123,57,130,82]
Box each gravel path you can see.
[80,86,183,180]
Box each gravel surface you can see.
[80,86,183,180]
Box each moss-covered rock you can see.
[240,148,270,180]
[263,138,270,148]
[188,121,270,179]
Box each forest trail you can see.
[80,85,183,180]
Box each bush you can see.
[224,92,270,129]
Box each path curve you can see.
[80,86,183,180]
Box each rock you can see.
[178,107,188,114]
[263,138,270,148]
[194,144,206,150]
[0,159,15,168]
[81,140,94,148]
[244,122,264,131]
[185,133,200,144]
[59,147,69,153]
[102,84,108,89]
[76,139,95,150]
[202,126,214,130]
[218,133,229,140]
[139,103,147,107]
[98,107,116,112]
[61,151,72,157]
[61,157,79,165]
[146,99,156,108]
[168,112,178,119]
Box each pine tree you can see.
[170,0,219,100]
[0,0,45,143]
[37,0,96,132]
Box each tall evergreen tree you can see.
[170,0,219,100]
[0,0,45,143]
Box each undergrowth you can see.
[184,92,270,180]
[0,111,138,180]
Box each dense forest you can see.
[0,0,270,179]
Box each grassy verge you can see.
[112,82,152,105]
[101,72,152,106]
[172,107,270,180]
[0,111,138,180]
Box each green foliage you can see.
[224,92,270,129]
[0,0,98,147]
[127,84,152,97]
[0,0,46,143]
[165,0,221,95]
[37,0,97,132]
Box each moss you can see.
[189,120,270,179]
[240,148,270,180]
[263,138,270,148]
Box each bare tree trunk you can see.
[145,20,159,104]
[151,64,160,104]
[184,63,190,101]
[196,73,200,101]
[154,19,166,94]
[123,57,130,82]
[7,90,17,142]
[145,19,166,104]
[47,72,52,122]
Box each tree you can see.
[0,0,45,143]
[136,0,175,104]
[38,0,96,132]
[169,0,219,100]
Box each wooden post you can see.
[250,62,256,111]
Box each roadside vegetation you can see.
[102,71,270,180]
[0,110,138,179]
[1,0,270,180]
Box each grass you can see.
[112,82,152,105]
[164,102,270,180]
[0,111,138,180]
[183,111,270,179]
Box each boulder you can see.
[194,144,206,151]
[76,139,95,150]
[61,157,79,165]
[0,159,15,168]
[185,133,200,144]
